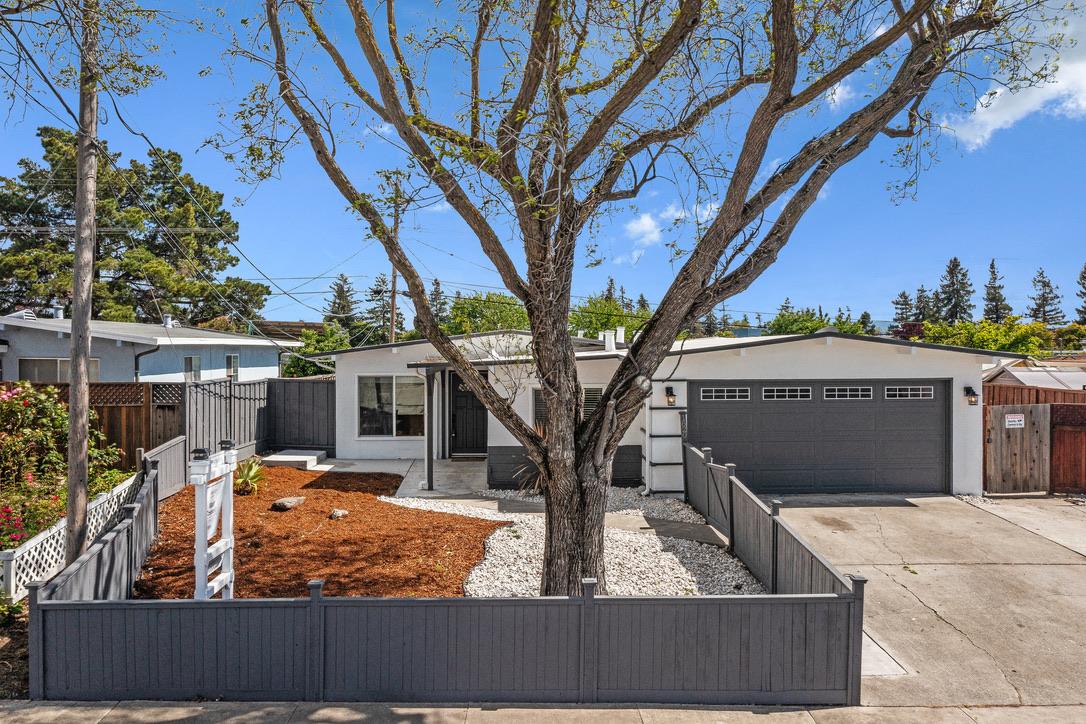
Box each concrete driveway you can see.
[779,494,1086,709]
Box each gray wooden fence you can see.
[185,378,335,459]
[30,577,860,705]
[267,378,336,453]
[682,444,857,598]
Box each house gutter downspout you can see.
[133,344,160,382]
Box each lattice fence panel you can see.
[151,383,185,406]
[0,473,141,602]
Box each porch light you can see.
[964,386,979,406]
[665,386,677,407]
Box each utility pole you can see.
[389,187,400,344]
[66,0,100,565]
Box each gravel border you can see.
[479,485,705,525]
[382,496,762,597]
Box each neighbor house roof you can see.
[306,329,606,358]
[0,312,301,348]
[989,364,1086,390]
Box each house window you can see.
[700,387,750,401]
[184,356,201,382]
[19,358,100,383]
[885,385,934,400]
[824,386,873,400]
[358,375,424,437]
[762,386,811,400]
[225,354,239,381]
[534,386,603,430]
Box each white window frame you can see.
[184,355,202,382]
[356,374,426,439]
[700,387,750,401]
[224,354,240,381]
[18,357,100,383]
[823,386,873,400]
[762,386,812,401]
[885,385,935,400]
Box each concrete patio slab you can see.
[964,496,1086,556]
[263,449,328,470]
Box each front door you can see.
[448,372,487,455]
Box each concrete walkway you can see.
[4,700,1086,722]
[778,494,1086,710]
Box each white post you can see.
[188,441,237,600]
[219,441,236,599]
[189,448,212,601]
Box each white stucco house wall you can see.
[0,310,299,383]
[319,328,1021,496]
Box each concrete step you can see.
[262,449,327,470]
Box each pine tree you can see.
[618,285,633,312]
[778,297,795,314]
[1027,268,1066,326]
[703,311,720,336]
[937,257,975,323]
[1076,263,1086,325]
[635,294,651,313]
[323,274,360,325]
[858,311,878,335]
[891,291,915,325]
[428,279,451,328]
[982,259,1013,323]
[603,277,617,302]
[361,273,405,344]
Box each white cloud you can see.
[363,121,395,137]
[624,212,662,247]
[659,202,687,222]
[952,21,1086,149]
[422,200,452,213]
[827,81,856,111]
[695,201,720,224]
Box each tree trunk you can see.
[66,0,99,565]
[540,446,612,596]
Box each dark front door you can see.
[448,372,488,455]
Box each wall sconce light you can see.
[665,386,677,407]
[964,386,979,406]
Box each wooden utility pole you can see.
[66,0,100,564]
[388,176,402,344]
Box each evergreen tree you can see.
[618,285,633,311]
[1076,263,1086,325]
[635,294,651,314]
[778,297,795,314]
[703,311,720,336]
[428,279,451,328]
[891,291,915,325]
[858,311,878,335]
[323,274,359,325]
[603,277,617,302]
[361,273,405,343]
[982,259,1013,323]
[936,257,975,323]
[1027,268,1066,326]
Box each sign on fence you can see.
[188,441,237,600]
[1004,413,1026,429]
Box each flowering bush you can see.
[0,383,123,545]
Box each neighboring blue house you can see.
[0,310,299,383]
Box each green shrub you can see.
[234,457,265,496]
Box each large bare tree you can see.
[228,0,1071,594]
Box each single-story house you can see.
[0,310,300,383]
[984,358,1086,390]
[318,328,1022,496]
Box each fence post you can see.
[700,447,712,513]
[846,574,867,706]
[307,579,325,702]
[145,458,160,535]
[26,581,44,699]
[580,578,598,704]
[770,500,782,595]
[122,504,138,598]
[725,464,736,552]
[0,552,14,601]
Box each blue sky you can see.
[2,4,1084,326]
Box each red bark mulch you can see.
[133,466,505,599]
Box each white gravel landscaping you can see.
[382,496,762,597]
[479,485,705,525]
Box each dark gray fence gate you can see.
[267,378,336,453]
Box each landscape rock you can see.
[271,496,305,511]
[329,508,349,520]
[480,485,705,524]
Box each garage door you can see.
[686,379,949,494]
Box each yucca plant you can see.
[234,458,265,496]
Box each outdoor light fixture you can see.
[964,386,979,406]
[665,386,677,407]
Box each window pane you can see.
[226,354,239,381]
[395,376,425,437]
[19,359,56,383]
[358,376,394,435]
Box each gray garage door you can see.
[686,379,949,494]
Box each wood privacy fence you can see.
[267,377,337,453]
[984,383,1086,405]
[983,403,1086,494]
[1,382,184,469]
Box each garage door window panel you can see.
[700,387,750,401]
[762,386,812,400]
[824,386,873,400]
[885,385,934,399]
